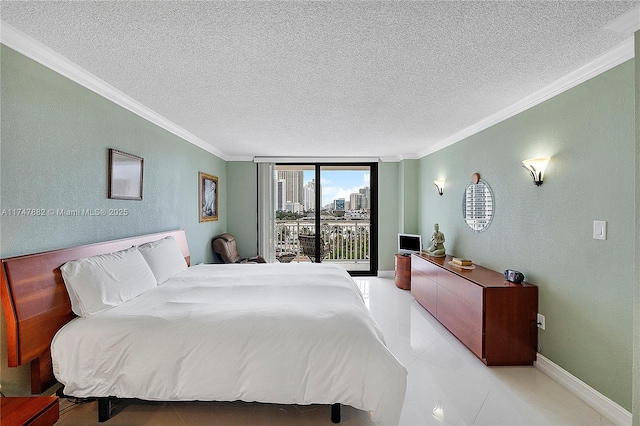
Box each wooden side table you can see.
[1,396,59,426]
[394,253,411,290]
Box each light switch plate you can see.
[593,221,607,240]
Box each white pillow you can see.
[137,236,188,284]
[61,246,157,317]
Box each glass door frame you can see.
[275,161,378,276]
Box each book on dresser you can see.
[410,253,538,366]
[451,257,473,266]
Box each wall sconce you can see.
[433,179,445,196]
[522,157,550,186]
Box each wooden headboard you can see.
[1,230,190,393]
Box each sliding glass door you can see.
[273,163,377,276]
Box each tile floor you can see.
[55,277,612,425]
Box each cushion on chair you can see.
[212,233,243,263]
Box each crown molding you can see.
[225,155,257,162]
[378,155,403,162]
[253,156,380,163]
[417,36,635,158]
[1,20,230,161]
[398,153,421,161]
[603,4,640,34]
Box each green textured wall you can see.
[226,161,258,257]
[419,60,635,410]
[399,159,419,235]
[0,45,227,394]
[633,30,639,426]
[378,161,401,271]
[0,46,227,262]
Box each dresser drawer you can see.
[437,302,483,359]
[411,255,439,281]
[437,285,482,332]
[411,272,437,316]
[438,271,482,309]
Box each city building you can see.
[275,179,286,211]
[277,170,304,209]
[303,179,315,212]
[350,193,365,210]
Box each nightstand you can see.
[394,253,411,290]
[1,396,59,426]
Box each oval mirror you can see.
[462,179,494,232]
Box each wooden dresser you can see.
[411,253,538,365]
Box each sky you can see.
[304,170,370,206]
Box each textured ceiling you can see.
[1,1,637,160]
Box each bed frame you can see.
[1,230,342,423]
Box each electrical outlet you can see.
[537,313,545,330]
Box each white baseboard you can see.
[535,354,632,426]
[377,270,394,278]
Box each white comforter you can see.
[52,263,407,425]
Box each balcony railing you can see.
[275,219,371,266]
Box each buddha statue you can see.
[425,223,445,257]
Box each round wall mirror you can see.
[462,178,494,232]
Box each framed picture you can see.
[108,149,143,200]
[199,172,218,222]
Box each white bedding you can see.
[52,263,407,425]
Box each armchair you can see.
[212,233,266,264]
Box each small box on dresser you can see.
[411,253,538,366]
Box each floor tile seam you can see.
[415,336,477,366]
[385,344,420,367]
[410,354,495,391]
[378,321,439,359]
[400,352,426,369]
[372,317,395,329]
[410,337,438,361]
[169,401,189,425]
[470,381,494,425]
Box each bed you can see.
[1,230,407,425]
